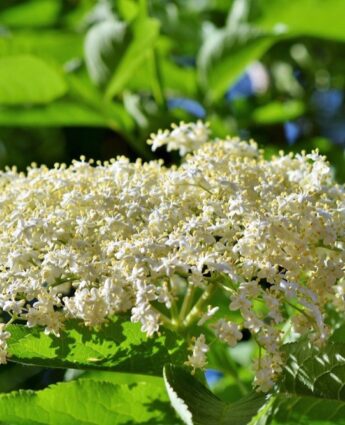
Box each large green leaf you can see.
[0,0,59,28]
[164,364,265,425]
[0,100,134,137]
[256,0,345,42]
[0,55,67,105]
[261,339,345,424]
[7,317,187,376]
[0,71,134,133]
[0,101,107,126]
[105,18,160,99]
[0,378,180,425]
[0,31,83,64]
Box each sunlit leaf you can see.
[256,0,345,41]
[7,317,187,376]
[0,378,180,425]
[0,55,67,105]
[0,31,83,64]
[0,0,59,28]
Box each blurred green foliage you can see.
[0,0,344,181]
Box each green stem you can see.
[139,0,148,18]
[317,242,343,253]
[285,300,314,322]
[152,306,176,331]
[183,284,216,327]
[178,182,213,195]
[150,50,166,108]
[179,285,196,323]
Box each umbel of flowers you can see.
[0,121,344,391]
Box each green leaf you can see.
[0,31,83,64]
[77,370,164,385]
[262,340,345,424]
[7,317,187,376]
[0,378,180,425]
[330,325,345,343]
[164,364,266,425]
[84,19,129,87]
[0,364,42,393]
[0,72,134,133]
[0,0,59,28]
[66,72,135,134]
[256,0,345,42]
[105,18,160,99]
[0,55,67,105]
[252,100,305,124]
[0,101,107,127]
[161,60,198,97]
[197,25,275,102]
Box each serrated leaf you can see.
[261,340,345,424]
[7,317,187,376]
[105,18,160,99]
[164,364,266,425]
[0,55,67,105]
[0,378,180,425]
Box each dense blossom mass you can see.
[0,121,344,391]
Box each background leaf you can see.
[105,17,160,99]
[0,101,107,127]
[256,0,345,41]
[0,31,83,64]
[84,19,129,87]
[0,0,59,28]
[198,25,275,102]
[252,100,305,124]
[0,55,67,105]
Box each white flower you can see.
[197,305,219,326]
[0,122,342,389]
[147,121,210,156]
[185,334,209,371]
[213,319,242,347]
[0,324,11,365]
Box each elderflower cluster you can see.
[147,121,210,155]
[0,121,344,392]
